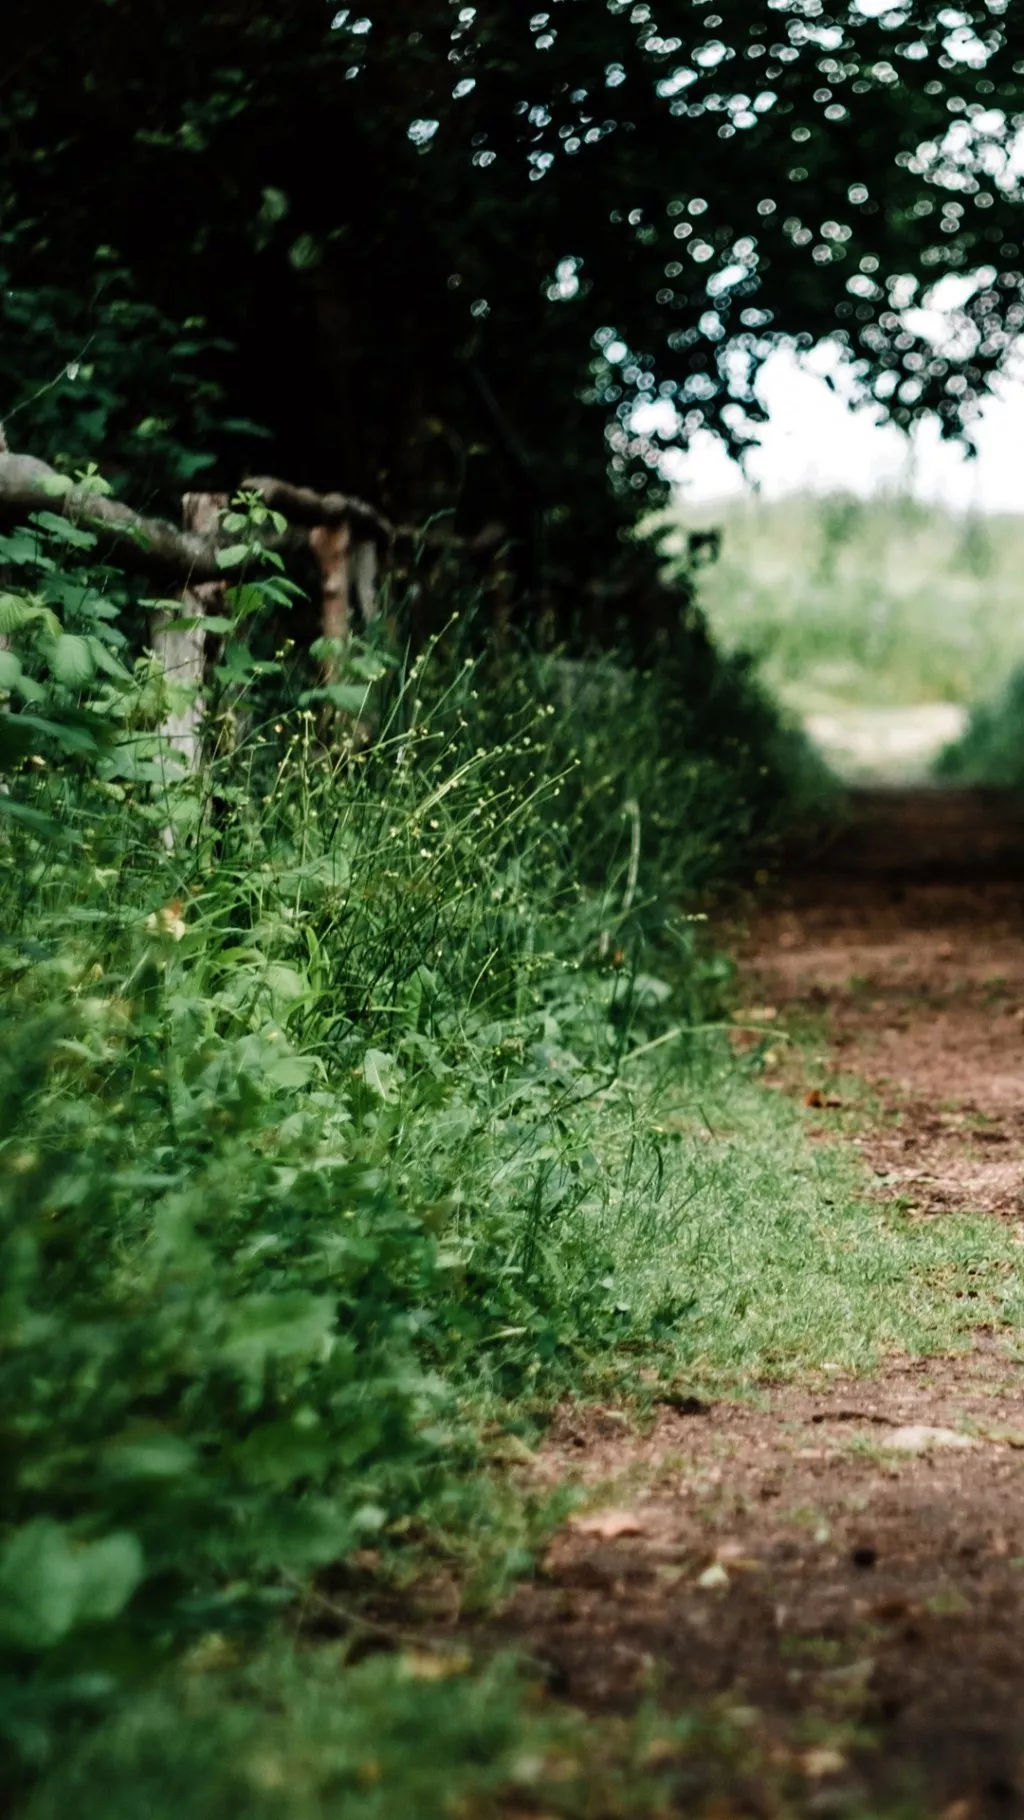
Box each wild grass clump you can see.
[934,665,1024,788]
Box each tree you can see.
[2,0,1023,625]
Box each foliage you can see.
[0,238,255,502]
[934,664,1024,786]
[3,1,1024,594]
[0,499,820,1785]
[651,488,1024,714]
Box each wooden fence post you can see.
[309,519,352,664]
[150,492,228,772]
[351,538,378,626]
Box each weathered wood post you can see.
[309,519,352,672]
[150,492,228,772]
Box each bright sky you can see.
[652,0,1024,515]
[647,267,1024,516]
[664,343,1024,514]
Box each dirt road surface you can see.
[490,789,1024,1819]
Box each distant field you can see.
[652,492,1024,718]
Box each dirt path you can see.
[490,789,1024,1819]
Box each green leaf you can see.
[263,962,308,1005]
[215,543,251,570]
[222,1292,336,1378]
[0,650,23,689]
[28,511,97,549]
[0,595,37,636]
[102,1434,197,1481]
[224,583,269,621]
[50,634,96,687]
[74,1534,146,1624]
[87,637,132,682]
[12,712,101,755]
[631,973,673,1006]
[363,1047,402,1102]
[0,796,68,841]
[263,1053,318,1091]
[0,1521,143,1651]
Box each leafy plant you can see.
[0,499,834,1795]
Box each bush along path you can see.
[466,786,1024,1820]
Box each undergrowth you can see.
[1,497,1016,1816]
[934,664,1024,788]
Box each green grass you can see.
[649,491,1024,715]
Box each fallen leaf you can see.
[886,1425,979,1454]
[696,1562,730,1589]
[805,1089,843,1109]
[571,1509,645,1540]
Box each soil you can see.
[485,789,1024,1819]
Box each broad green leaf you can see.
[0,1521,143,1651]
[16,712,100,755]
[73,1533,145,1624]
[214,543,251,569]
[28,510,96,549]
[0,796,68,841]
[0,594,37,635]
[263,1053,318,1091]
[86,637,132,681]
[224,583,268,621]
[0,650,23,688]
[363,1047,401,1102]
[263,961,308,1004]
[632,973,673,1006]
[50,633,95,687]
[102,1433,197,1481]
[0,1521,81,1649]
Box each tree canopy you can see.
[3,1,1023,599]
